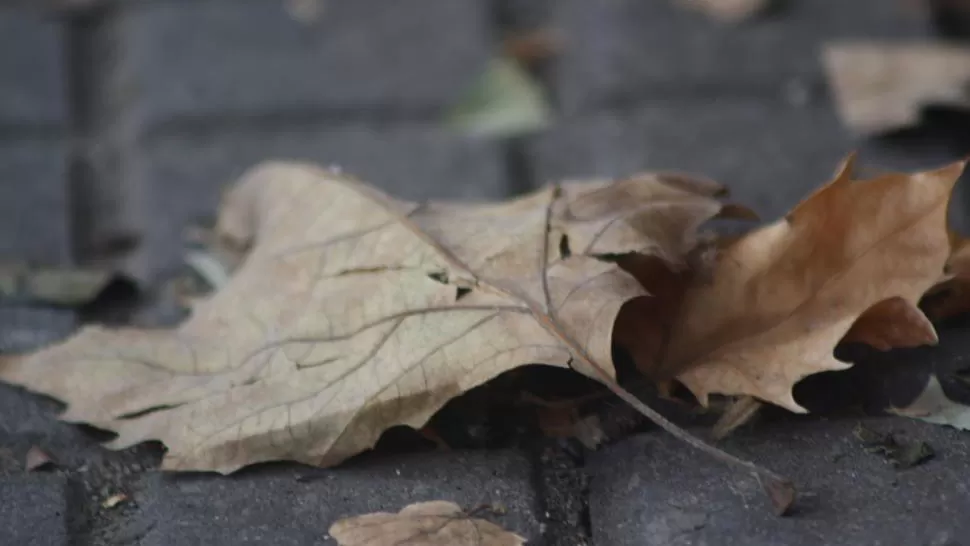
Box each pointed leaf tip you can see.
[833,151,858,182]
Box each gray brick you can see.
[113,0,491,125]
[0,140,71,264]
[0,9,67,127]
[553,0,933,111]
[123,124,508,282]
[529,100,969,225]
[126,450,542,546]
[0,475,69,546]
[0,306,75,354]
[589,418,970,546]
[530,101,852,222]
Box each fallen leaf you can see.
[660,156,964,412]
[0,163,733,472]
[890,374,970,430]
[24,446,54,472]
[329,501,525,546]
[675,0,771,22]
[823,42,970,134]
[101,493,128,509]
[446,57,551,138]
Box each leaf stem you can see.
[594,373,795,515]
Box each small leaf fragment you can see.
[446,57,551,138]
[101,493,128,509]
[329,501,526,546]
[853,423,934,469]
[823,42,970,134]
[24,446,54,472]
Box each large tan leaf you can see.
[659,157,965,412]
[329,501,526,546]
[0,162,732,472]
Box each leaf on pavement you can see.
[0,162,734,472]
[329,501,526,546]
[823,42,970,134]
[890,374,970,431]
[658,156,965,412]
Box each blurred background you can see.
[2,0,970,325]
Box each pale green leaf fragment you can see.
[446,57,551,138]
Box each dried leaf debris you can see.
[329,501,526,546]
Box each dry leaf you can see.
[676,0,770,22]
[823,42,970,134]
[329,501,525,546]
[660,156,964,412]
[101,493,128,509]
[24,446,54,472]
[0,163,733,472]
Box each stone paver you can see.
[110,450,542,546]
[123,125,508,282]
[0,141,72,264]
[589,417,970,546]
[0,306,75,354]
[530,101,851,221]
[112,0,491,126]
[0,9,66,128]
[530,100,969,224]
[552,0,934,112]
[0,475,70,546]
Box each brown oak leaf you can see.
[659,156,965,412]
[0,162,736,472]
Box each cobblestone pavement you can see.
[2,1,970,544]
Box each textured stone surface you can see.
[0,9,66,127]
[553,0,933,111]
[0,140,71,264]
[0,475,70,546]
[113,0,491,125]
[121,450,542,546]
[589,417,970,546]
[124,124,509,281]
